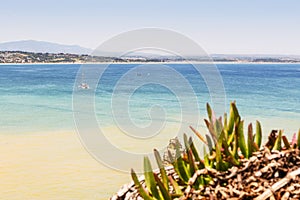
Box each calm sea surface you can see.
[0,63,299,135]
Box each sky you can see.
[1,0,300,55]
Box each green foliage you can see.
[272,130,282,151]
[144,157,161,199]
[154,173,171,200]
[255,120,262,148]
[201,102,261,169]
[131,169,154,200]
[173,139,190,183]
[131,102,300,198]
[264,129,300,151]
[154,149,169,191]
[247,123,254,158]
[168,175,183,197]
[131,150,185,199]
[237,120,247,158]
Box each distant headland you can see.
[1,50,300,64]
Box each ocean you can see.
[1,63,299,134]
[0,63,299,199]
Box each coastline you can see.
[0,61,300,65]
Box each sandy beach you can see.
[0,131,130,200]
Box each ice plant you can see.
[130,102,300,199]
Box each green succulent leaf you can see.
[227,102,240,135]
[174,141,190,183]
[205,119,218,146]
[206,103,213,123]
[205,134,213,152]
[221,136,240,166]
[237,120,247,158]
[187,148,202,189]
[232,125,238,159]
[247,123,253,158]
[255,120,262,148]
[223,113,228,138]
[144,156,161,199]
[184,134,197,175]
[187,148,197,175]
[188,137,202,164]
[204,118,210,130]
[227,131,235,147]
[272,130,282,151]
[154,149,169,191]
[217,129,225,152]
[215,142,225,171]
[131,169,154,200]
[153,173,171,200]
[168,176,183,196]
[215,117,223,138]
[183,133,190,151]
[227,104,235,135]
[203,147,210,167]
[231,102,240,120]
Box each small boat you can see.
[78,72,90,89]
[78,82,90,89]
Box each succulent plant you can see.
[131,102,300,199]
[131,151,183,199]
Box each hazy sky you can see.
[1,0,300,54]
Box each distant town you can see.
[1,51,300,64]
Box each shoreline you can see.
[0,61,300,65]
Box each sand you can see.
[0,131,130,200]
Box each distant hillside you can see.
[1,50,300,64]
[0,51,123,63]
[0,40,92,55]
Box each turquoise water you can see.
[0,63,299,136]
